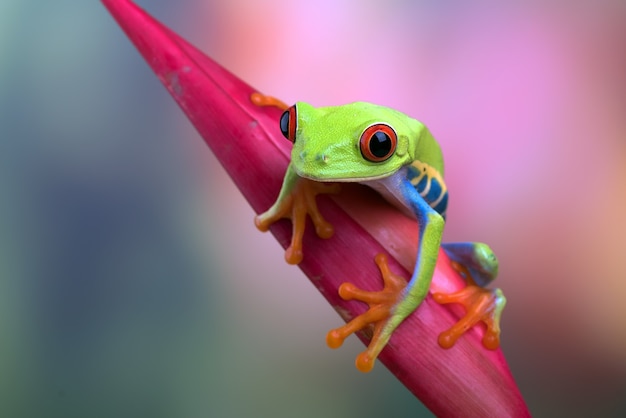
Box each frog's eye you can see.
[279,105,297,142]
[359,123,397,162]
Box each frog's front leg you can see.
[255,164,340,264]
[434,243,506,349]
[327,178,444,372]
[326,253,407,371]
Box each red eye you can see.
[279,105,297,142]
[359,124,397,162]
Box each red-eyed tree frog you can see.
[252,94,506,372]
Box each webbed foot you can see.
[254,176,340,264]
[326,254,408,372]
[250,92,288,110]
[251,91,340,264]
[433,261,506,350]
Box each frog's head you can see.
[278,101,425,182]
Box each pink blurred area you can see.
[179,0,626,415]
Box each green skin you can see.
[262,101,499,361]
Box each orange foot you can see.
[433,262,506,350]
[254,176,340,264]
[326,254,407,372]
[250,92,288,110]
[251,91,339,264]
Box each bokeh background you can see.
[1,0,625,416]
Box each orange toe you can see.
[326,254,407,372]
[250,92,288,110]
[255,176,338,265]
[434,285,506,350]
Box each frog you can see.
[252,94,506,372]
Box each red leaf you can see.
[102,1,530,416]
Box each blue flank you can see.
[406,162,448,219]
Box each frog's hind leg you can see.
[441,242,498,287]
[434,242,506,350]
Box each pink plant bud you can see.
[102,1,530,416]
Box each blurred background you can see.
[1,0,625,416]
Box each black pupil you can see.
[369,131,392,157]
[279,110,290,138]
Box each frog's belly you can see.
[364,172,416,220]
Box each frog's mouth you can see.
[294,166,396,183]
